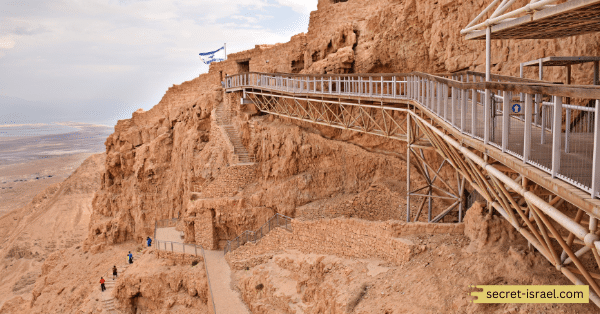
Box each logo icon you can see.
[512,104,521,114]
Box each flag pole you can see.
[224,43,227,60]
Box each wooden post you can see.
[461,89,467,131]
[444,84,449,121]
[437,83,442,114]
[458,176,465,223]
[565,109,571,153]
[451,87,456,126]
[486,27,491,81]
[425,80,429,108]
[523,93,533,163]
[551,96,563,178]
[393,76,397,98]
[484,88,491,144]
[472,89,477,137]
[431,81,435,110]
[594,61,599,85]
[421,78,425,104]
[359,77,362,94]
[520,63,524,78]
[592,100,600,198]
[406,114,411,222]
[502,91,511,152]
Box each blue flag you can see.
[199,46,225,64]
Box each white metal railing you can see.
[224,71,600,199]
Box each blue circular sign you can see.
[512,104,522,114]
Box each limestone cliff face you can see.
[214,0,600,82]
[87,0,600,249]
[86,74,227,246]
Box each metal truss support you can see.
[225,72,600,307]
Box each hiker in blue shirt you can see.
[128,251,133,264]
[146,237,152,247]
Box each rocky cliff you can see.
[86,0,600,251]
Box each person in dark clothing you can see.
[112,266,118,280]
[146,237,152,247]
[128,251,133,264]
[100,277,106,292]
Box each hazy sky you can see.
[0,0,317,125]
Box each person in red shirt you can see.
[100,277,106,292]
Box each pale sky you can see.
[0,0,317,125]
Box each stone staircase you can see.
[100,248,145,313]
[215,104,254,164]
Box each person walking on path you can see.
[128,251,133,264]
[100,277,106,292]
[112,266,118,280]
[146,237,152,247]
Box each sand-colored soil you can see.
[0,123,112,216]
[0,153,94,216]
[228,204,598,314]
[0,153,105,310]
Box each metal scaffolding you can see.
[224,70,600,306]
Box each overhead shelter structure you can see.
[519,56,600,84]
[462,0,600,41]
[461,0,600,80]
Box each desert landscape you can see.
[2,0,600,313]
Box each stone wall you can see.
[155,250,205,265]
[191,211,216,250]
[226,218,465,269]
[197,164,257,199]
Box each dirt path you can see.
[154,227,183,242]
[203,250,249,314]
[154,227,249,314]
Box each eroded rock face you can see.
[236,253,372,314]
[212,0,600,83]
[87,0,600,250]
[86,76,227,247]
[463,201,517,253]
[113,252,210,314]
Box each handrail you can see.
[224,213,293,255]
[228,69,546,83]
[154,240,216,314]
[224,71,600,199]
[224,71,600,99]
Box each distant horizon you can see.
[0,121,114,138]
